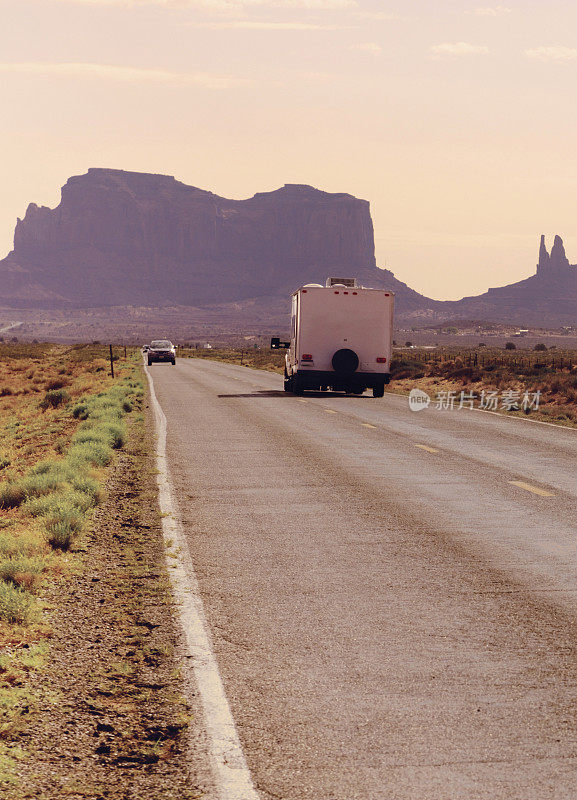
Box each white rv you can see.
[272,277,394,397]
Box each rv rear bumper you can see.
[293,369,390,390]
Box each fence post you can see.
[109,344,114,378]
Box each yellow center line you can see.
[296,398,308,404]
[414,444,438,453]
[324,409,338,414]
[509,481,555,497]
[362,423,377,429]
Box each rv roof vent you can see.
[326,277,357,288]
[303,283,323,288]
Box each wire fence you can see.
[394,348,577,371]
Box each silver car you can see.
[147,340,176,366]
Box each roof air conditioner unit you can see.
[326,277,357,288]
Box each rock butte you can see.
[1,168,577,325]
[0,168,427,312]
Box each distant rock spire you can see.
[550,234,570,271]
[537,234,549,274]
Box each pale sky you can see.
[1,0,576,300]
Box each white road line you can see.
[467,404,577,431]
[145,366,260,800]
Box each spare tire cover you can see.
[332,348,359,375]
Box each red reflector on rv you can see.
[376,357,387,363]
[302,289,307,293]
[334,291,339,294]
[352,291,358,295]
[302,354,313,362]
[384,293,390,297]
[344,291,349,294]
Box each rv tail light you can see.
[376,357,387,363]
[302,353,313,362]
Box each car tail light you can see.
[376,357,387,363]
[302,354,313,362]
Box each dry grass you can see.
[389,348,577,426]
[0,343,145,787]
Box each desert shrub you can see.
[69,475,103,505]
[97,422,125,449]
[447,366,482,383]
[527,362,550,375]
[0,581,36,623]
[30,459,67,477]
[549,379,564,394]
[44,508,83,550]
[86,400,123,420]
[534,343,547,351]
[73,421,125,450]
[0,456,10,470]
[0,533,41,563]
[39,389,70,410]
[0,387,13,397]
[394,366,426,380]
[24,488,95,517]
[390,358,426,380]
[505,342,516,350]
[21,473,64,498]
[22,495,61,517]
[72,403,89,420]
[0,483,27,509]
[63,491,96,513]
[67,441,112,467]
[122,400,133,413]
[0,557,44,591]
[54,436,67,455]
[72,430,108,446]
[45,377,69,390]
[45,521,75,551]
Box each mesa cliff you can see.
[0,168,429,311]
[436,234,577,325]
[3,169,577,328]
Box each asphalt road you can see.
[149,358,577,800]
